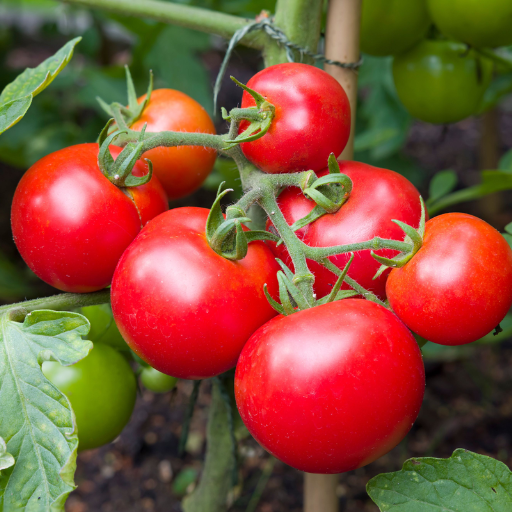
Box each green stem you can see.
[474,47,512,71]
[306,238,411,259]
[0,289,111,317]
[57,0,266,49]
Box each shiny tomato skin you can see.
[11,143,167,293]
[427,0,512,49]
[131,89,217,200]
[235,299,425,474]
[387,213,512,346]
[239,63,351,174]
[267,160,424,300]
[42,343,137,452]
[111,207,280,380]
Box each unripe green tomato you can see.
[427,0,512,49]
[360,0,431,57]
[42,343,137,451]
[140,366,178,393]
[392,40,493,124]
[80,304,129,351]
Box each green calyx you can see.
[371,197,426,279]
[97,120,153,188]
[97,66,153,129]
[206,183,279,260]
[222,76,275,148]
[264,256,358,316]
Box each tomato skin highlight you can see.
[267,160,424,300]
[235,299,425,474]
[387,213,512,346]
[131,89,217,200]
[11,143,167,293]
[111,207,281,380]
[427,0,512,49]
[360,0,431,57]
[42,343,137,452]
[393,40,493,125]
[239,63,351,174]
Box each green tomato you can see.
[140,366,178,393]
[393,40,493,124]
[42,343,137,451]
[360,0,431,57]
[80,304,128,351]
[427,0,512,49]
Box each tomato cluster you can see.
[12,63,512,472]
[361,0,510,125]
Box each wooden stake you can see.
[302,2,362,512]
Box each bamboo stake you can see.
[302,2,362,511]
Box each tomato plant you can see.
[235,299,425,474]
[360,0,431,57]
[140,366,178,393]
[387,213,512,345]
[427,0,512,49]
[239,63,351,174]
[131,89,217,200]
[393,40,493,124]
[267,160,424,300]
[42,343,137,451]
[11,143,167,293]
[111,207,280,379]
[80,304,129,351]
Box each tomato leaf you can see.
[0,310,92,511]
[182,378,237,512]
[499,148,512,173]
[428,171,512,215]
[427,170,458,205]
[0,37,81,135]
[0,437,14,474]
[367,448,512,511]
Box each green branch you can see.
[57,0,266,49]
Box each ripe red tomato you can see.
[239,63,351,174]
[393,40,493,125]
[11,143,167,293]
[360,0,431,57]
[235,299,425,474]
[267,160,424,300]
[111,207,280,379]
[43,343,137,452]
[131,89,217,200]
[387,213,512,346]
[427,0,512,49]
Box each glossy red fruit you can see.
[267,160,424,300]
[239,63,351,174]
[131,89,217,200]
[11,143,167,293]
[387,213,512,346]
[111,207,280,379]
[235,299,425,474]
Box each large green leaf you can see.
[0,438,14,474]
[428,170,512,215]
[367,449,512,511]
[0,310,92,511]
[0,37,81,135]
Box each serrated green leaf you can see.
[0,310,92,511]
[367,449,512,511]
[0,437,14,474]
[0,37,81,135]
[427,170,458,204]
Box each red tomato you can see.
[235,299,425,474]
[111,207,280,379]
[387,213,512,346]
[131,89,217,200]
[11,143,167,293]
[239,63,351,174]
[267,161,424,300]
